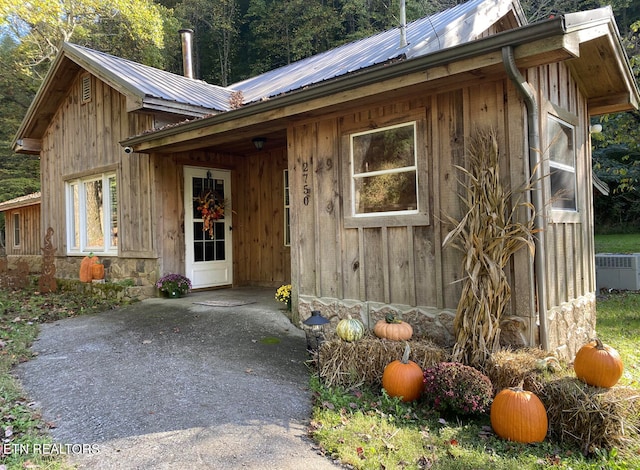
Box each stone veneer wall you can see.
[3,255,42,273]
[298,296,457,348]
[55,256,159,289]
[298,294,595,358]
[546,292,597,360]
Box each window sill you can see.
[344,212,429,228]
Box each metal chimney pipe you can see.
[179,29,194,79]
[399,0,407,48]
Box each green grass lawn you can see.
[594,233,640,253]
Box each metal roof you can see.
[0,192,41,211]
[232,0,526,103]
[61,0,525,112]
[64,43,234,113]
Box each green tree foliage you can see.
[0,0,172,75]
[175,0,239,85]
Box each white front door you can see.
[184,167,233,289]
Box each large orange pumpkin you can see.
[79,254,99,283]
[490,386,548,443]
[573,338,624,388]
[382,343,423,402]
[374,312,413,341]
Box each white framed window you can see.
[350,122,418,216]
[548,115,577,211]
[13,213,20,247]
[66,173,118,254]
[284,169,291,246]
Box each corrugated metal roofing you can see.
[0,192,41,211]
[233,0,525,103]
[59,0,524,115]
[64,43,234,113]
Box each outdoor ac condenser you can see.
[595,253,640,291]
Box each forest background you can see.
[0,0,639,243]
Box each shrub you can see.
[422,362,493,416]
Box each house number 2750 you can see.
[302,161,311,206]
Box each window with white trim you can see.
[350,122,418,216]
[66,173,118,254]
[548,115,577,211]
[13,213,20,247]
[284,169,291,246]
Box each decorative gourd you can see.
[79,254,99,283]
[382,343,423,402]
[91,263,105,280]
[335,315,365,342]
[490,386,548,443]
[573,338,623,388]
[374,312,413,341]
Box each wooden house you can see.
[12,0,639,358]
[0,192,41,271]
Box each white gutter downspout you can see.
[502,46,550,351]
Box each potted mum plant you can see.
[275,284,292,311]
[156,273,192,298]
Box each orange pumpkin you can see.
[91,263,105,280]
[79,254,99,283]
[490,386,548,443]
[382,343,423,402]
[573,338,624,388]
[374,312,413,340]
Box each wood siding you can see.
[289,83,527,316]
[156,148,290,287]
[2,205,41,256]
[530,62,595,314]
[289,65,591,324]
[40,72,155,259]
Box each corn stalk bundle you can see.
[443,128,537,367]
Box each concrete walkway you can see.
[15,288,341,469]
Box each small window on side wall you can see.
[351,122,418,215]
[13,213,20,247]
[548,115,577,211]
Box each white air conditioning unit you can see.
[595,253,640,291]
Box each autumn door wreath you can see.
[196,190,226,238]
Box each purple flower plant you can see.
[422,362,493,416]
[156,273,192,295]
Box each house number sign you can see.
[302,161,311,206]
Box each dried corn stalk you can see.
[443,128,537,367]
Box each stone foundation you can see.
[546,292,597,360]
[55,256,160,288]
[284,292,594,360]
[2,255,42,273]
[298,296,457,348]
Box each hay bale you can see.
[485,349,640,453]
[318,335,448,388]
[540,377,640,454]
[484,348,565,395]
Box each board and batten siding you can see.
[528,61,597,357]
[40,72,156,279]
[3,205,41,256]
[156,148,290,287]
[289,63,594,355]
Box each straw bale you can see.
[540,377,640,454]
[484,348,566,395]
[318,335,449,388]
